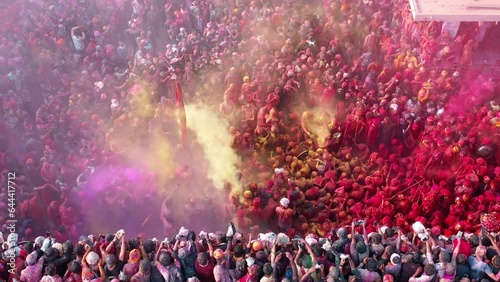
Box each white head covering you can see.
[380,226,389,234]
[35,236,45,246]
[280,198,290,207]
[111,99,120,109]
[86,251,99,265]
[246,257,255,266]
[390,253,401,264]
[305,234,318,245]
[179,226,189,237]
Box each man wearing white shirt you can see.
[71,26,86,53]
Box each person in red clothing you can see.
[276,198,295,232]
[195,240,216,282]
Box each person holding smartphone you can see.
[100,231,126,280]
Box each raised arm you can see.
[270,237,277,264]
[98,258,106,281]
[395,229,402,251]
[350,221,358,259]
[81,247,91,268]
[378,225,386,245]
[450,237,461,266]
[486,233,499,255]
[362,220,368,245]
[303,239,317,263]
[294,247,303,280]
[100,243,108,259]
[299,266,316,282]
[119,234,126,262]
[286,252,298,282]
[224,239,232,269]
[139,238,148,260]
[425,241,434,265]
[273,253,283,280]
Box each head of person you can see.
[439,250,450,263]
[234,245,244,258]
[197,252,209,266]
[327,267,340,282]
[475,246,487,260]
[214,249,225,263]
[105,254,117,268]
[262,262,273,275]
[468,235,479,247]
[383,274,394,282]
[236,257,247,272]
[139,259,151,274]
[366,258,378,272]
[45,264,57,276]
[356,241,367,254]
[457,254,467,264]
[63,240,74,254]
[491,255,500,272]
[158,251,174,266]
[75,244,85,257]
[444,263,456,276]
[25,252,37,266]
[385,228,394,238]
[424,264,436,276]
[248,264,259,276]
[371,233,382,245]
[24,242,34,253]
[69,260,82,274]
[337,228,347,239]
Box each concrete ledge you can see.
[409,0,500,22]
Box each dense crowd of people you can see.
[1,221,500,281]
[0,0,500,279]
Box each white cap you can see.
[179,226,189,237]
[246,257,255,266]
[390,253,401,265]
[305,234,318,245]
[380,226,388,234]
[280,198,290,207]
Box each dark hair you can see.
[46,264,57,276]
[158,252,173,266]
[105,234,115,243]
[129,238,140,250]
[139,259,152,273]
[481,236,491,247]
[412,252,422,264]
[385,228,394,237]
[143,240,155,254]
[469,235,479,247]
[312,243,324,257]
[75,244,85,257]
[63,240,74,254]
[263,262,273,275]
[234,245,244,258]
[74,28,83,37]
[371,233,382,244]
[326,250,336,263]
[423,264,436,276]
[24,242,34,253]
[69,261,82,274]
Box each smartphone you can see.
[481,226,486,237]
[85,239,94,248]
[250,226,254,232]
[457,231,463,238]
